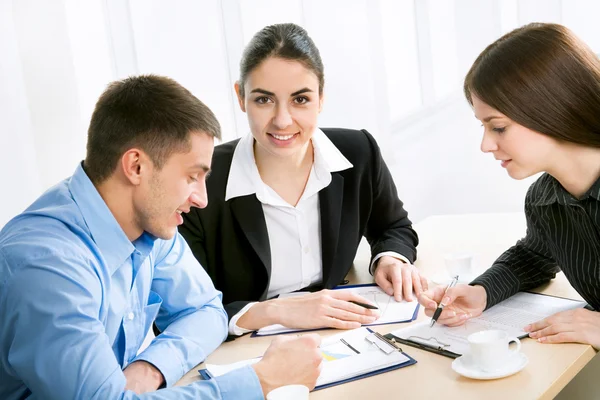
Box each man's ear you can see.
[120,149,147,185]
[234,81,246,112]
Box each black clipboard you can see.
[384,332,461,359]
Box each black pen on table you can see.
[349,301,378,310]
[429,275,459,328]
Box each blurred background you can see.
[2,0,600,227]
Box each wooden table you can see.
[176,213,595,399]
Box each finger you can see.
[529,322,572,339]
[271,335,293,345]
[537,331,578,344]
[525,309,576,332]
[439,312,472,327]
[329,301,378,323]
[298,333,322,347]
[375,268,394,297]
[412,269,423,299]
[325,317,362,330]
[390,267,404,302]
[420,275,429,292]
[401,267,413,302]
[328,291,378,311]
[525,318,550,334]
[438,285,469,308]
[418,286,446,309]
[424,307,458,320]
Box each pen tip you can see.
[429,320,435,328]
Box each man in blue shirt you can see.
[0,75,322,399]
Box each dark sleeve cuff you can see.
[469,263,522,310]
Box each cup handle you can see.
[508,337,521,356]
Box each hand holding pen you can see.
[429,275,459,327]
[417,278,488,327]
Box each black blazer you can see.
[180,128,418,319]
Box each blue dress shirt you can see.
[0,163,263,399]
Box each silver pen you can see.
[429,275,459,328]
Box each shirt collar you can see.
[225,128,353,201]
[531,173,600,206]
[68,162,139,274]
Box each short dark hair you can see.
[85,74,221,184]
[464,23,600,148]
[238,23,324,97]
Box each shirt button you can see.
[127,312,135,321]
[303,246,309,254]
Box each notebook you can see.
[200,327,417,390]
[386,292,587,358]
[253,283,420,337]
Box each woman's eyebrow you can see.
[291,88,313,96]
[250,88,274,95]
[483,115,504,122]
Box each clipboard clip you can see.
[407,335,451,351]
[365,332,403,354]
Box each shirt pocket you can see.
[143,290,163,337]
[126,291,164,364]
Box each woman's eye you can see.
[189,176,198,183]
[294,96,309,105]
[493,127,506,133]
[255,96,271,104]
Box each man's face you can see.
[133,132,214,240]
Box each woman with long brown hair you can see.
[420,23,600,348]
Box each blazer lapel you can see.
[319,173,344,286]
[230,195,271,279]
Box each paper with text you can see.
[256,285,419,336]
[389,292,586,355]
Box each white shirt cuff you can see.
[370,252,410,275]
[228,302,258,336]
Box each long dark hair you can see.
[238,23,324,97]
[464,23,600,148]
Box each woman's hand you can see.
[276,290,380,329]
[418,284,487,326]
[374,256,428,301]
[525,308,600,349]
[238,289,380,330]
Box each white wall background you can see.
[2,0,600,227]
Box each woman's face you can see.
[472,95,559,180]
[235,57,323,160]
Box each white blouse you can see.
[225,129,407,335]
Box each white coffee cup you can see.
[467,330,521,372]
[266,384,310,400]
[444,252,473,278]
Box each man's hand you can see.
[252,334,322,395]
[418,284,487,326]
[525,308,600,350]
[374,256,427,301]
[123,360,164,394]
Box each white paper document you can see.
[255,285,419,336]
[204,327,411,388]
[389,292,586,356]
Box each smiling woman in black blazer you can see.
[180,23,423,337]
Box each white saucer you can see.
[452,352,528,380]
[430,272,476,285]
